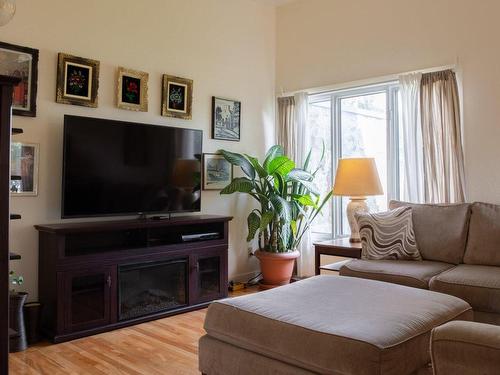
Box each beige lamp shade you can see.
[333,158,383,197]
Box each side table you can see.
[314,238,362,275]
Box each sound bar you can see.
[181,232,220,242]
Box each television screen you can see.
[62,115,202,218]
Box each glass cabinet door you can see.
[198,256,220,298]
[64,267,112,332]
[192,252,225,303]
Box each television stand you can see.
[35,214,232,343]
[149,214,172,220]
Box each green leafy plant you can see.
[9,270,24,293]
[219,145,332,253]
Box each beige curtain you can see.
[420,70,466,203]
[277,96,295,157]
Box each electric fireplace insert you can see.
[118,259,188,321]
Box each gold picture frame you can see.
[56,53,100,108]
[117,67,148,112]
[161,74,193,120]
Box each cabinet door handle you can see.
[107,275,112,288]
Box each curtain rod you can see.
[278,63,457,97]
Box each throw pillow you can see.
[356,206,422,261]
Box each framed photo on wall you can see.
[203,153,233,190]
[161,74,193,120]
[56,53,100,107]
[10,142,39,196]
[212,97,241,141]
[0,41,39,117]
[117,67,148,112]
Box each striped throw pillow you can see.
[355,206,422,261]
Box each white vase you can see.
[346,197,369,242]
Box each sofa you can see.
[431,320,500,374]
[340,201,500,325]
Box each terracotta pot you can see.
[254,250,300,289]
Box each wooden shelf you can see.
[10,214,21,220]
[319,259,352,272]
[1,74,22,374]
[11,128,23,135]
[9,252,21,260]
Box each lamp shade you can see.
[333,158,383,197]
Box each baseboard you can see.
[229,270,261,284]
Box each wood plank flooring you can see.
[9,288,256,375]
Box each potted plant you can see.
[9,270,28,352]
[219,145,332,288]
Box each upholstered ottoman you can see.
[199,276,472,375]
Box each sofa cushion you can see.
[356,206,422,261]
[339,259,455,289]
[430,264,500,314]
[389,200,471,264]
[463,202,500,266]
[204,276,472,375]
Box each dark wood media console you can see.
[35,215,232,343]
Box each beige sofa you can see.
[431,320,500,374]
[340,201,500,325]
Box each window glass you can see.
[339,92,387,235]
[308,83,400,238]
[309,100,332,235]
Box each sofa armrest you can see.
[431,321,500,375]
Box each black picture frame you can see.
[202,153,233,190]
[0,41,39,117]
[212,97,241,141]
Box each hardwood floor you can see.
[9,288,256,375]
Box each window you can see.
[309,82,401,238]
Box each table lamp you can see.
[333,158,383,242]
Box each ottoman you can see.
[199,276,472,375]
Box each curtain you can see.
[420,70,466,203]
[276,93,313,276]
[399,73,425,203]
[293,92,314,277]
[276,96,295,157]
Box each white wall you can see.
[277,0,500,203]
[3,0,276,300]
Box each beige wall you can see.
[4,0,276,299]
[277,0,500,203]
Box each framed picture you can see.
[0,41,39,117]
[117,67,148,112]
[56,53,99,107]
[203,153,233,190]
[10,142,39,196]
[161,74,193,119]
[212,97,241,141]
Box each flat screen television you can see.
[62,115,202,218]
